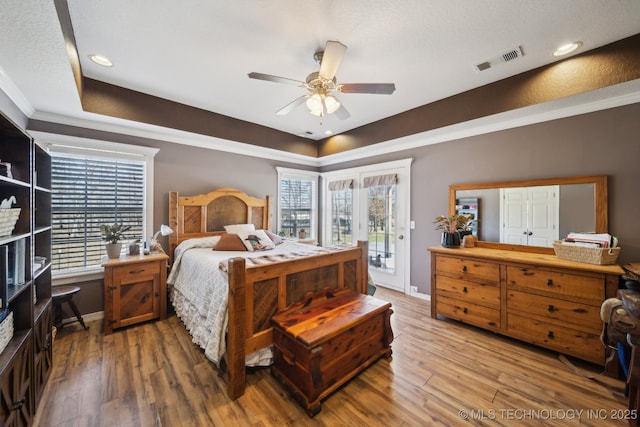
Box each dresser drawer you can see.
[435,256,499,286]
[507,290,601,333]
[112,261,161,282]
[437,295,501,330]
[507,312,603,364]
[506,266,603,304]
[436,276,500,308]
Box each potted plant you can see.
[433,214,466,248]
[457,214,477,238]
[101,223,131,258]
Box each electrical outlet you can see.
[410,220,415,229]
[410,286,418,293]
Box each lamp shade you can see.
[306,93,323,116]
[324,95,340,114]
[305,92,341,117]
[150,224,174,252]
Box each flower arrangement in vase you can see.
[433,214,470,248]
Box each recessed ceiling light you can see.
[89,54,113,67]
[325,130,333,135]
[553,42,582,57]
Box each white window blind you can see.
[51,155,145,272]
[276,167,318,239]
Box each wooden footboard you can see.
[168,188,369,399]
[225,240,369,399]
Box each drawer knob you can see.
[462,265,467,272]
[463,286,468,293]
[547,331,554,339]
[546,279,554,287]
[463,307,468,314]
[547,304,555,313]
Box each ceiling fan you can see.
[248,41,396,120]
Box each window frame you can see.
[275,167,319,240]
[33,133,158,283]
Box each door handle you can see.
[398,235,404,240]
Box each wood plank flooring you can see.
[34,287,629,426]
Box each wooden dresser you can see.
[429,246,623,365]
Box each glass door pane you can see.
[367,184,395,274]
[330,189,353,245]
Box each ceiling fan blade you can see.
[248,72,305,86]
[334,103,351,120]
[338,83,396,94]
[319,41,347,81]
[276,95,308,115]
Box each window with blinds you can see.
[276,168,318,239]
[51,155,145,272]
[279,177,315,238]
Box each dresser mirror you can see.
[448,175,608,254]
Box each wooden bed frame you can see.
[168,188,369,399]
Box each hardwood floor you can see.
[34,287,629,426]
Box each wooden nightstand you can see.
[102,251,169,335]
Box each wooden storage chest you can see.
[271,290,393,416]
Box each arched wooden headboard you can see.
[168,187,273,262]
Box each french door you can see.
[323,159,411,293]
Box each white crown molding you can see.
[0,65,35,117]
[29,110,322,167]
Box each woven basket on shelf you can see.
[0,208,20,237]
[0,312,14,355]
[553,241,621,265]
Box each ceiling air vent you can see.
[475,46,524,72]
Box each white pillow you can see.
[224,223,256,234]
[236,229,276,252]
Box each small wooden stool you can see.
[52,285,88,330]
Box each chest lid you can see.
[272,290,391,348]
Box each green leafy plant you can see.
[100,223,131,244]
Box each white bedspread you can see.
[167,238,350,367]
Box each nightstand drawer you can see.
[112,261,161,282]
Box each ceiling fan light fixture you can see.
[324,95,340,114]
[306,92,340,116]
[306,93,324,116]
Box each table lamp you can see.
[149,224,173,253]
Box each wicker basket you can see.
[0,312,14,355]
[0,208,20,237]
[553,241,621,265]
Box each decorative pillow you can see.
[264,230,284,245]
[224,223,255,234]
[182,235,221,248]
[212,233,247,251]
[237,229,276,252]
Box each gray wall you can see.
[324,102,640,293]
[17,97,640,312]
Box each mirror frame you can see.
[449,175,608,254]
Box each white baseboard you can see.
[410,290,430,301]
